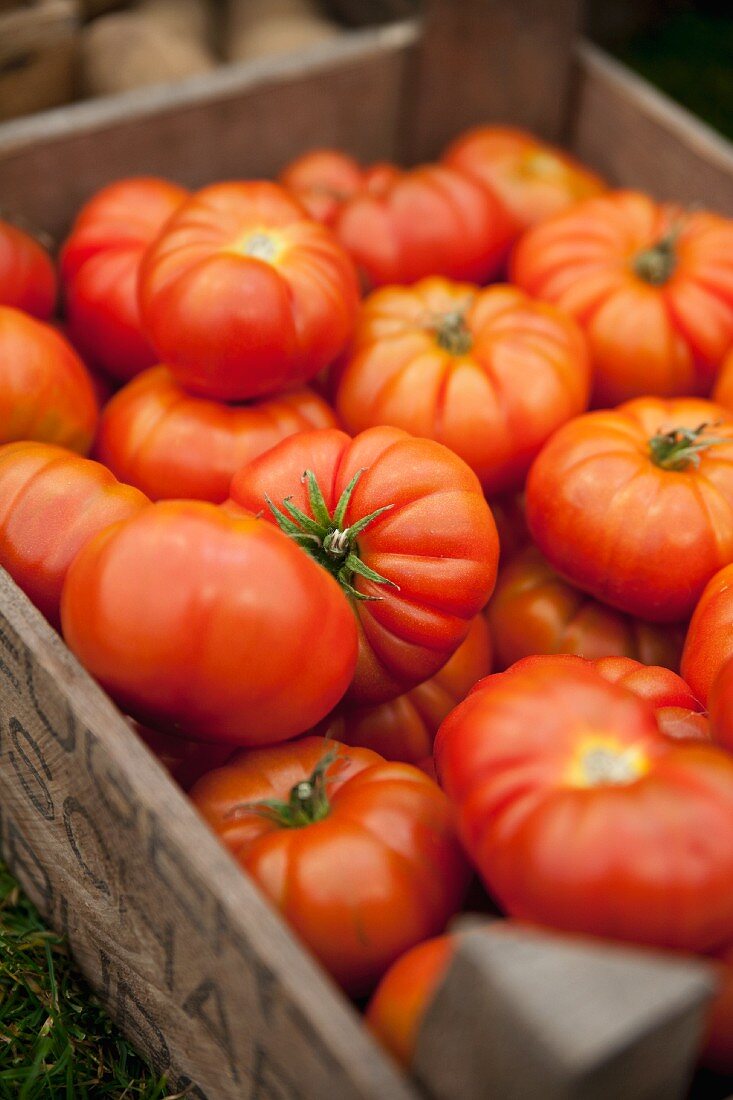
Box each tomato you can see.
[279,149,399,226]
[229,426,499,704]
[0,218,56,319]
[712,345,733,409]
[511,191,733,406]
[487,545,686,671]
[681,565,733,706]
[321,614,492,765]
[591,655,708,742]
[489,492,529,563]
[134,722,234,790]
[702,941,733,1073]
[61,178,188,381]
[333,163,514,289]
[61,501,358,744]
[526,397,733,622]
[335,279,590,494]
[0,307,98,453]
[94,366,337,503]
[138,181,360,401]
[443,125,606,233]
[366,935,452,1066]
[190,737,469,994]
[435,655,733,952]
[0,442,148,628]
[707,656,733,753]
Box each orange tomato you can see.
[335,279,590,494]
[682,564,733,705]
[0,217,56,319]
[279,148,399,226]
[712,345,733,409]
[511,191,733,405]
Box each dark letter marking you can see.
[8,716,54,820]
[183,979,239,1083]
[63,796,112,896]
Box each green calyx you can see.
[649,422,729,471]
[633,223,683,286]
[227,750,338,829]
[266,467,398,602]
[433,310,473,355]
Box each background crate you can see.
[0,1,80,123]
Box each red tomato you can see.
[487,545,686,671]
[443,125,606,233]
[0,442,148,628]
[366,935,453,1066]
[334,163,514,289]
[138,182,360,401]
[335,279,590,494]
[681,565,733,706]
[279,149,399,226]
[707,657,733,753]
[511,191,733,405]
[591,655,708,742]
[0,218,56,318]
[712,346,733,410]
[94,366,337,503]
[229,426,499,704]
[0,307,98,452]
[526,397,733,622]
[134,722,234,790]
[321,614,492,765]
[489,492,529,563]
[61,178,188,381]
[190,737,469,994]
[61,501,358,744]
[436,655,733,952]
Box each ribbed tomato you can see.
[190,737,469,995]
[0,442,148,628]
[333,163,514,289]
[95,366,337,503]
[279,148,399,226]
[0,307,98,453]
[0,217,56,318]
[590,655,708,742]
[61,178,188,381]
[682,565,733,706]
[436,655,733,951]
[487,545,685,671]
[321,614,492,765]
[335,279,590,494]
[61,501,358,744]
[443,125,606,232]
[511,191,733,405]
[526,397,733,622]
[138,181,360,401]
[229,426,499,704]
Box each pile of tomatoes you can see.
[3,122,733,1082]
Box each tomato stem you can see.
[633,221,684,286]
[266,467,399,602]
[432,311,473,355]
[227,750,339,828]
[648,422,729,471]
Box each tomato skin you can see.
[138,181,360,402]
[681,564,733,705]
[435,655,733,953]
[94,366,337,503]
[707,657,733,753]
[591,655,709,741]
[61,178,188,381]
[511,191,733,405]
[443,125,606,233]
[61,501,358,744]
[712,346,733,409]
[526,397,733,622]
[229,426,499,704]
[0,307,99,453]
[321,614,492,765]
[0,442,148,628]
[0,218,56,319]
[190,737,469,995]
[366,935,453,1067]
[279,149,399,226]
[334,163,514,289]
[335,279,590,494]
[487,545,685,671]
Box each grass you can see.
[0,862,168,1100]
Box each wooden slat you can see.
[571,41,733,214]
[0,568,416,1100]
[0,18,419,239]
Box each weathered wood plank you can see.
[0,568,416,1100]
[571,41,733,215]
[0,19,418,239]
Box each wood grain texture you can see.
[414,924,715,1100]
[0,567,416,1100]
[0,18,418,239]
[400,0,583,164]
[571,41,733,214]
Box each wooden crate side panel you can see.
[570,42,733,215]
[0,570,415,1100]
[0,21,417,239]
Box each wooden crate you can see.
[0,1,80,123]
[0,2,731,1097]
